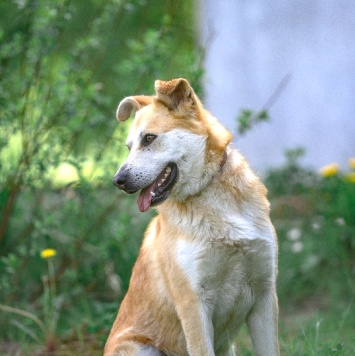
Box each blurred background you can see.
[0,0,354,354]
[200,0,355,170]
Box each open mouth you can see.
[137,163,178,212]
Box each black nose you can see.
[113,167,128,190]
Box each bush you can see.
[0,0,200,352]
[266,151,355,308]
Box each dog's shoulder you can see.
[219,149,269,207]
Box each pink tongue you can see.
[137,177,162,212]
[137,185,154,212]
[136,169,168,212]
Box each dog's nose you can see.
[113,167,128,190]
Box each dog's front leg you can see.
[247,289,280,356]
[165,238,216,355]
[175,297,215,356]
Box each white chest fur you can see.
[171,198,277,348]
[174,234,274,352]
[175,229,275,301]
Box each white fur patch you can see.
[176,239,204,291]
[175,239,215,353]
[121,128,210,199]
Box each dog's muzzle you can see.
[113,166,137,194]
[113,163,178,212]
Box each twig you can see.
[261,73,292,112]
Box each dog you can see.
[105,78,279,356]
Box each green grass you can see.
[234,303,355,356]
[1,307,354,355]
[279,304,355,356]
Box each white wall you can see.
[198,0,355,170]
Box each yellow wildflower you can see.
[345,172,355,183]
[40,249,57,259]
[349,158,355,170]
[319,163,339,177]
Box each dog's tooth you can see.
[150,192,156,197]
[164,173,169,178]
[158,183,161,187]
[161,178,166,183]
[166,167,171,173]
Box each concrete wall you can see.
[198,0,355,170]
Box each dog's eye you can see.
[142,134,157,146]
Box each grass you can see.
[280,304,355,355]
[2,304,353,355]
[234,303,355,356]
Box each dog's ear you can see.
[116,96,153,122]
[154,78,195,110]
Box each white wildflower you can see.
[287,228,302,241]
[291,241,304,254]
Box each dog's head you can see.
[113,78,232,212]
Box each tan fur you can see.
[105,79,279,356]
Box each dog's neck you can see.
[160,147,231,212]
[219,148,230,172]
[157,149,235,232]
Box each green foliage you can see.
[0,187,154,351]
[266,147,316,196]
[271,151,352,305]
[0,0,200,352]
[236,74,291,135]
[266,149,355,336]
[237,109,269,135]
[266,150,355,354]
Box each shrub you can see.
[0,0,200,351]
[266,151,355,308]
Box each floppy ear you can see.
[154,78,195,109]
[116,96,153,122]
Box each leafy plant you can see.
[267,151,355,306]
[0,0,199,352]
[236,74,291,135]
[0,249,59,351]
[237,109,269,135]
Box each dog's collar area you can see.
[219,149,229,172]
